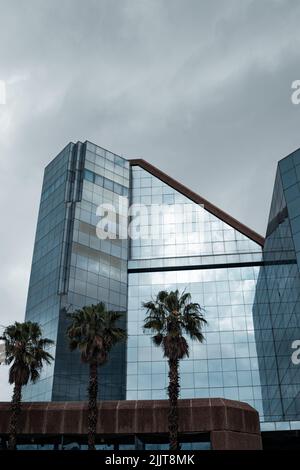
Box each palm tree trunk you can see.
[8,383,22,450]
[168,358,180,450]
[87,362,98,450]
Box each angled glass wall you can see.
[23,143,74,401]
[253,149,300,421]
[127,165,265,418]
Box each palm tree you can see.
[66,302,127,450]
[143,290,206,450]
[0,321,54,450]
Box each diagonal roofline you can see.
[129,158,264,247]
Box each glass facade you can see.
[127,166,264,417]
[24,141,129,401]
[23,140,300,431]
[253,149,300,422]
[23,143,73,400]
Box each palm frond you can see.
[2,321,54,387]
[67,302,126,366]
[142,289,206,360]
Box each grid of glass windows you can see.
[127,165,264,417]
[23,143,74,401]
[130,166,261,262]
[83,169,128,196]
[24,141,130,401]
[127,267,264,416]
[53,142,130,401]
[253,149,300,422]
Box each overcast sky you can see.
[1,0,300,400]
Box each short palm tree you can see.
[143,290,206,450]
[0,321,54,450]
[66,302,126,450]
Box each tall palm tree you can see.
[66,302,126,450]
[0,322,54,450]
[143,290,206,450]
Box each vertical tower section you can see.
[253,149,300,421]
[24,141,129,401]
[23,142,75,400]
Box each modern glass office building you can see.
[23,141,300,434]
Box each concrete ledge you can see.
[0,398,262,449]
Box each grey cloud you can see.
[1,0,300,399]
